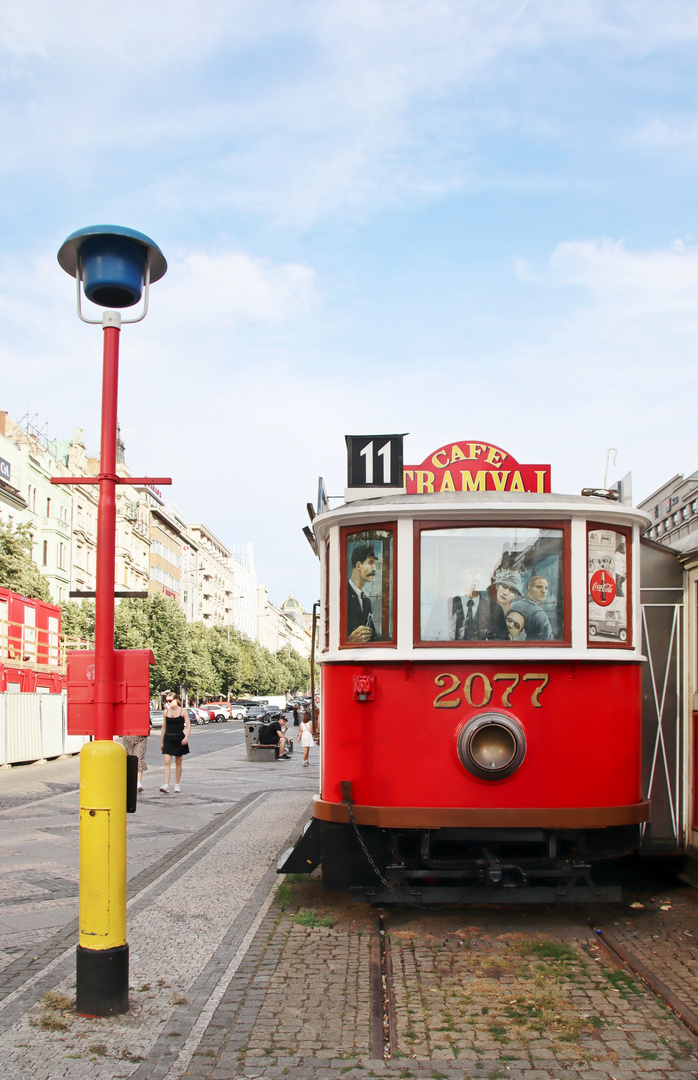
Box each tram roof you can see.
[314,490,651,534]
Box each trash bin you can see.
[245,720,266,758]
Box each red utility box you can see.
[67,649,155,736]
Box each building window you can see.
[46,497,51,518]
[42,540,48,566]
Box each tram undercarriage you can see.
[278,819,640,903]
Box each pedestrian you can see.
[122,731,149,793]
[160,692,191,793]
[298,708,314,767]
[292,703,300,727]
[258,715,290,759]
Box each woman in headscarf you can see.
[492,568,523,617]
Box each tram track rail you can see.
[370,912,397,1060]
[593,923,698,1038]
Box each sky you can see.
[1,0,698,610]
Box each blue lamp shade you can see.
[57,226,167,309]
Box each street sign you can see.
[345,435,404,489]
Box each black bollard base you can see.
[76,943,129,1016]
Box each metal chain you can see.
[346,801,424,908]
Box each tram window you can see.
[323,540,330,651]
[587,526,630,647]
[341,526,395,646]
[418,526,566,644]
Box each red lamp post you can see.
[55,226,169,1016]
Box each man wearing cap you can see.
[347,544,379,643]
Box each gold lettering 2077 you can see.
[434,672,549,710]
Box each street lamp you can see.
[54,226,169,1017]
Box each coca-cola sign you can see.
[589,570,616,607]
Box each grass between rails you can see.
[396,931,692,1065]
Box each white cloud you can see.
[156,250,317,330]
[3,1,698,228]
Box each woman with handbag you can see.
[160,693,191,793]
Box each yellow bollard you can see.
[76,740,129,1015]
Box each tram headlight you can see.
[457,713,526,780]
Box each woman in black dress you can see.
[160,693,191,793]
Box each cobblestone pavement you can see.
[173,877,698,1080]
[1,738,698,1080]
[596,888,698,1014]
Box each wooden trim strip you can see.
[312,795,650,829]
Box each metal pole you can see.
[310,601,319,736]
[94,315,119,741]
[76,310,129,1017]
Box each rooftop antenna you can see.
[604,448,617,490]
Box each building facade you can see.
[257,587,313,657]
[186,523,237,629]
[0,413,73,603]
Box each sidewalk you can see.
[0,728,318,1079]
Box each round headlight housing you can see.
[457,712,526,780]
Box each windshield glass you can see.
[419,526,565,643]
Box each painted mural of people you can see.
[346,544,379,643]
[427,566,508,641]
[492,568,523,616]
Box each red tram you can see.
[281,438,672,903]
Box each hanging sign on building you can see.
[0,457,10,483]
[403,441,551,494]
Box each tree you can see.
[206,625,242,696]
[61,599,96,641]
[0,521,52,602]
[113,598,150,649]
[145,593,190,694]
[185,623,219,699]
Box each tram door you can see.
[640,539,685,853]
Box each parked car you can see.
[204,700,232,716]
[202,705,228,723]
[149,710,164,729]
[229,704,248,720]
[245,705,267,722]
[263,705,282,721]
[187,707,209,726]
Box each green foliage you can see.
[290,908,334,928]
[517,941,579,962]
[275,883,293,910]
[64,591,316,699]
[61,599,95,640]
[0,521,52,602]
